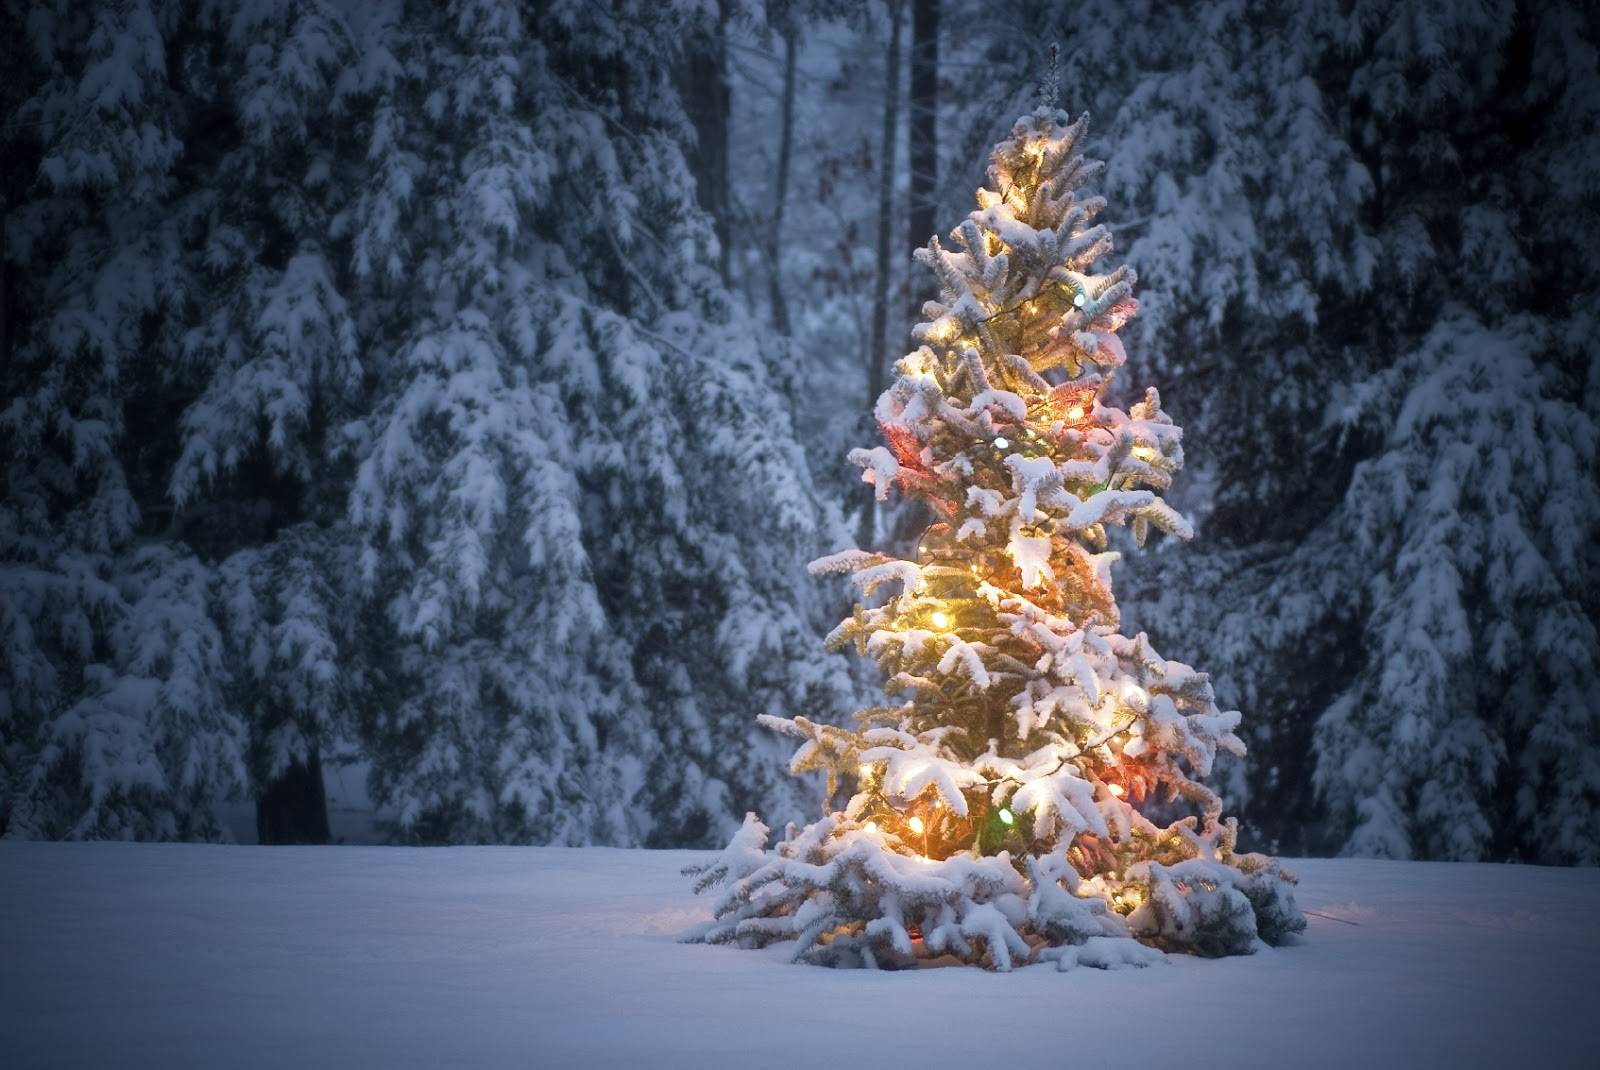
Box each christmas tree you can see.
[687,100,1304,970]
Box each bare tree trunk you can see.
[907,0,939,317]
[256,747,332,845]
[680,0,733,285]
[859,0,904,552]
[768,19,798,334]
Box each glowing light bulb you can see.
[1074,292,1087,308]
[1107,783,1125,798]
[930,610,950,630]
[908,816,926,835]
[864,821,878,834]
[1065,405,1085,422]
[1132,446,1159,462]
[993,436,1010,450]
[1025,428,1037,438]
[997,808,1016,826]
[858,763,875,780]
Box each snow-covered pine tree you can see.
[1,0,250,839]
[339,0,851,845]
[688,104,1304,969]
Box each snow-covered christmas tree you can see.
[688,99,1304,969]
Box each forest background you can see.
[3,0,1596,865]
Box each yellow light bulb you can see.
[908,816,926,835]
[1132,445,1159,462]
[858,763,874,780]
[1107,783,1125,798]
[1066,405,1085,421]
[930,610,950,630]
[864,821,878,834]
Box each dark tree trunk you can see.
[768,20,798,334]
[256,747,332,844]
[680,0,733,285]
[906,0,939,317]
[859,0,904,552]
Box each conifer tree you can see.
[688,101,1304,969]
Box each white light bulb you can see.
[1074,292,1087,307]
[993,436,1010,450]
[930,610,950,630]
[908,816,926,835]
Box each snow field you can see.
[2,844,1595,1068]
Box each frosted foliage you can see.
[1315,315,1600,862]
[690,108,1302,969]
[5,548,246,841]
[218,527,353,786]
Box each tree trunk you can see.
[859,0,904,552]
[768,21,798,335]
[256,747,332,845]
[906,0,939,320]
[680,0,733,285]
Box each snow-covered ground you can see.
[1,845,1594,1069]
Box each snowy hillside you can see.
[1,845,1593,1069]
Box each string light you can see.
[1065,405,1085,421]
[1107,783,1125,798]
[908,815,926,835]
[1073,292,1087,308]
[864,821,878,834]
[930,610,950,630]
[1132,445,1159,462]
[997,807,1016,826]
[859,763,875,779]
[993,436,1010,450]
